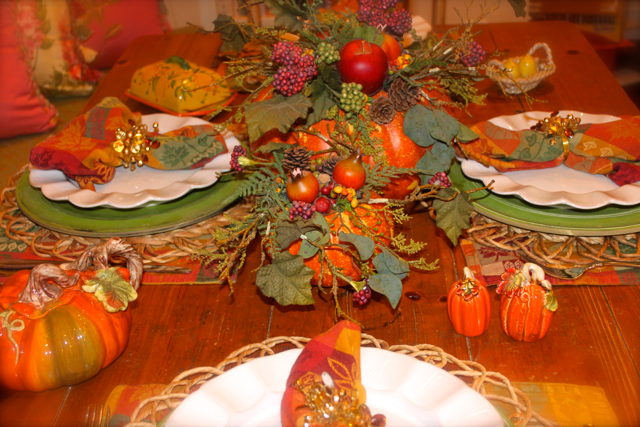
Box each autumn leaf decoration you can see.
[82,267,138,313]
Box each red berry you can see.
[314,197,332,214]
[321,185,331,196]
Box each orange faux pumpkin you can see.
[0,238,142,391]
[447,267,490,337]
[287,204,393,287]
[496,263,558,342]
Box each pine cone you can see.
[321,155,342,176]
[283,146,311,171]
[370,96,396,124]
[388,78,422,112]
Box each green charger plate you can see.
[450,162,640,236]
[16,171,244,238]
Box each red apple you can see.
[381,33,402,62]
[337,39,389,95]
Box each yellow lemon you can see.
[503,59,521,78]
[519,54,537,77]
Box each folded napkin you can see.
[458,116,640,186]
[30,97,228,190]
[281,320,368,427]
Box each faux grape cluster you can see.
[340,82,367,118]
[289,200,317,220]
[357,0,411,37]
[460,41,487,67]
[428,172,452,188]
[353,283,372,305]
[230,145,247,173]
[271,41,318,96]
[315,42,340,64]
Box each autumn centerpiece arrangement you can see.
[197,0,525,315]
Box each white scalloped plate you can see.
[460,111,640,209]
[29,114,240,209]
[165,347,503,427]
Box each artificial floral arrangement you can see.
[195,0,527,317]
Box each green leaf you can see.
[255,141,295,153]
[299,230,324,258]
[244,93,313,142]
[368,274,403,308]
[306,79,337,126]
[263,0,305,32]
[312,212,331,234]
[276,220,321,249]
[213,14,253,52]
[338,232,375,261]
[318,63,342,92]
[429,109,460,144]
[373,248,409,278]
[416,144,455,184]
[507,0,527,18]
[433,188,474,246]
[256,252,315,305]
[457,123,479,142]
[544,291,559,312]
[352,25,384,47]
[165,56,191,70]
[82,267,138,313]
[404,104,438,148]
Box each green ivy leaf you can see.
[433,188,474,246]
[264,0,305,32]
[277,220,321,249]
[374,248,409,278]
[368,274,403,308]
[404,105,438,148]
[82,267,138,313]
[213,14,253,52]
[507,0,527,18]
[352,25,384,47]
[256,252,315,306]
[318,63,342,92]
[416,144,455,184]
[255,141,296,154]
[311,212,331,234]
[457,123,479,142]
[430,109,460,144]
[306,80,337,126]
[245,93,313,142]
[299,230,324,258]
[338,232,375,261]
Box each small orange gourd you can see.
[496,263,558,342]
[0,238,143,391]
[447,267,491,337]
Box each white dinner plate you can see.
[165,347,503,427]
[460,111,640,209]
[29,114,240,209]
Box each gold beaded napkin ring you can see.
[112,122,159,171]
[530,111,581,160]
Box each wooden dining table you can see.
[0,20,638,427]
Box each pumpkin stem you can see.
[18,264,80,309]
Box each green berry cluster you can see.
[340,82,367,118]
[315,42,340,64]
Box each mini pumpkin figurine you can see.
[447,267,491,337]
[496,263,558,342]
[0,238,142,391]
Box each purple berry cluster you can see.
[271,41,318,97]
[289,200,317,220]
[428,172,452,188]
[353,283,372,305]
[357,0,412,36]
[460,41,487,67]
[230,145,247,173]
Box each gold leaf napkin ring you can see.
[531,111,581,160]
[113,122,159,171]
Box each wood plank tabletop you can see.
[1,20,639,427]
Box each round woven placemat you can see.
[124,334,555,427]
[0,166,251,264]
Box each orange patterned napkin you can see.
[281,320,367,427]
[30,97,227,190]
[458,116,640,186]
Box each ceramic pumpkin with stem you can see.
[447,266,491,337]
[0,238,143,391]
[496,263,558,342]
